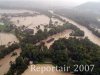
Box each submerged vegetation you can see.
[0,43,19,59]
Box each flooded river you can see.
[0,33,19,75]
[60,16,100,46]
[49,10,100,45]
[49,10,100,46]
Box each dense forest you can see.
[51,37,100,75]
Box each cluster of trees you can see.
[63,23,84,36]
[14,25,34,41]
[0,43,19,59]
[70,30,84,36]
[6,56,28,75]
[21,22,84,44]
[6,43,51,75]
[6,37,100,75]
[21,29,48,44]
[21,43,50,63]
[50,37,100,75]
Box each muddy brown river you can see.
[49,10,100,46]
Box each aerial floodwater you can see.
[0,33,19,45]
[0,49,21,75]
[0,9,73,75]
[0,0,99,75]
[57,14,100,46]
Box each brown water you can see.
[10,15,49,27]
[42,30,72,48]
[52,18,64,25]
[0,9,69,75]
[10,15,65,34]
[49,10,100,46]
[10,15,50,34]
[0,49,21,75]
[0,33,19,75]
[0,33,19,45]
[60,16,100,46]
[1,9,100,75]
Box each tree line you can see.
[0,43,19,59]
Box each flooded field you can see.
[10,15,49,27]
[10,15,50,33]
[22,64,73,75]
[0,33,19,45]
[0,49,21,75]
[10,14,64,34]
